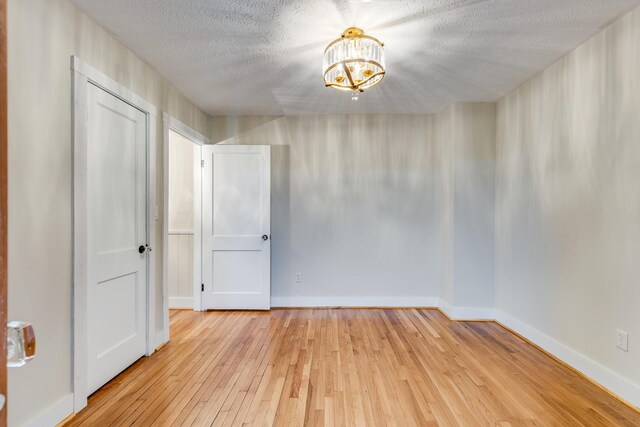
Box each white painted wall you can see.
[451,103,496,310]
[9,0,640,422]
[496,4,640,404]
[168,130,196,307]
[436,104,496,316]
[436,106,454,306]
[7,0,209,425]
[211,115,444,307]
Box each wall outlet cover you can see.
[616,329,629,352]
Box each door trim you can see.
[71,56,157,412]
[161,113,208,344]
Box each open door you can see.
[201,145,271,310]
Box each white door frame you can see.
[71,56,157,412]
[161,114,208,341]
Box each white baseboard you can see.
[270,296,439,308]
[438,299,495,320]
[169,297,194,309]
[155,330,168,350]
[495,310,640,409]
[23,393,73,427]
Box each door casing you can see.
[161,114,208,341]
[71,56,157,412]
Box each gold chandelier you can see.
[323,27,385,100]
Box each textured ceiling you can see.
[72,0,640,115]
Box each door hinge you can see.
[201,283,205,292]
[201,160,204,167]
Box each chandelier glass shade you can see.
[323,27,385,93]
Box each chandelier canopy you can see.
[323,27,385,98]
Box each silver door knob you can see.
[7,321,36,367]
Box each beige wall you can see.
[169,131,197,233]
[447,103,496,310]
[211,115,446,305]
[9,0,640,423]
[211,116,281,145]
[436,103,497,311]
[436,106,454,304]
[7,0,209,425]
[496,4,640,398]
[211,109,497,310]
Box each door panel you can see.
[212,153,263,236]
[87,83,147,394]
[95,273,140,357]
[202,145,270,310]
[212,251,262,293]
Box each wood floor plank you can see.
[65,309,640,427]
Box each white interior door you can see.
[87,83,148,394]
[202,145,271,310]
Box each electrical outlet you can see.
[616,329,629,352]
[295,273,302,283]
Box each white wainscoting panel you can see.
[168,232,194,308]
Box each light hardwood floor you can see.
[65,309,640,426]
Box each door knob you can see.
[262,235,269,241]
[139,244,152,254]
[7,321,36,367]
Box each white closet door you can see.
[87,83,147,394]
[201,145,271,310]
